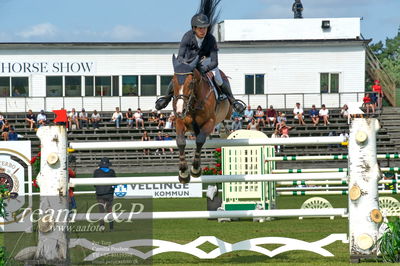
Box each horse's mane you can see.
[197,0,221,32]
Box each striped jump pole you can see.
[278,190,399,196]
[70,172,347,187]
[265,154,400,162]
[278,179,400,186]
[68,136,347,151]
[272,167,400,174]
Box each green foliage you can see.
[378,217,400,262]
[0,185,9,219]
[202,148,222,175]
[0,246,6,266]
[370,27,400,87]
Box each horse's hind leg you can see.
[176,131,190,184]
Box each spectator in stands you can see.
[293,103,306,125]
[271,129,281,153]
[279,121,293,138]
[79,108,89,129]
[141,131,151,155]
[68,155,77,210]
[319,104,330,126]
[276,112,287,129]
[91,110,101,130]
[68,108,80,130]
[94,157,116,232]
[155,131,165,155]
[247,118,260,131]
[341,104,350,124]
[125,108,134,128]
[8,127,18,141]
[1,120,11,141]
[37,110,47,127]
[134,108,145,129]
[112,107,123,129]
[157,111,166,129]
[266,105,277,128]
[25,109,36,131]
[244,105,254,123]
[372,80,383,109]
[163,133,174,154]
[165,112,175,129]
[148,110,159,127]
[254,105,266,127]
[0,112,4,128]
[231,117,242,132]
[363,93,375,115]
[309,104,319,126]
[292,0,303,19]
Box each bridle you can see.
[173,72,198,119]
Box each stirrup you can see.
[155,96,172,110]
[232,99,246,113]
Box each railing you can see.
[0,92,367,113]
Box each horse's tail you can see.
[197,0,221,32]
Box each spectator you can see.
[231,117,242,132]
[8,126,18,141]
[292,0,303,19]
[276,112,287,129]
[94,157,116,232]
[25,109,36,131]
[309,105,319,126]
[341,104,350,124]
[363,93,375,115]
[134,108,145,129]
[79,108,89,129]
[372,80,383,109]
[163,133,174,154]
[148,110,159,127]
[0,112,4,128]
[68,108,80,130]
[155,131,165,155]
[265,105,277,128]
[157,111,166,129]
[271,129,281,153]
[37,110,47,127]
[293,103,306,125]
[91,110,101,130]
[279,121,293,138]
[125,108,134,128]
[141,131,151,155]
[165,112,175,129]
[112,107,123,129]
[254,105,265,127]
[68,155,77,210]
[244,105,254,123]
[231,111,243,129]
[1,120,11,141]
[319,104,330,126]
[247,119,260,131]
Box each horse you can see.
[171,55,231,184]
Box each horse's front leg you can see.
[176,123,190,184]
[191,120,215,178]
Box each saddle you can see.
[204,71,228,103]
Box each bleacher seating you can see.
[1,106,399,174]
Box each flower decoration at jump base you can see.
[31,151,41,191]
[202,148,222,175]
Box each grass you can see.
[3,194,399,265]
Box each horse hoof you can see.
[190,166,202,178]
[179,170,190,184]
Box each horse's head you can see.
[172,55,199,119]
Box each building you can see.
[0,17,368,113]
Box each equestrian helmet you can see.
[191,13,210,28]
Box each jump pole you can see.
[272,167,400,174]
[266,154,400,162]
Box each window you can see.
[46,76,62,97]
[0,77,9,97]
[140,75,156,96]
[245,74,264,94]
[65,76,81,97]
[95,76,111,96]
[122,76,138,96]
[12,77,28,97]
[160,76,173,95]
[320,73,339,93]
[112,76,119,97]
[85,76,94,96]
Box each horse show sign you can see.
[0,141,32,232]
[115,183,202,198]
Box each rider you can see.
[155,13,246,113]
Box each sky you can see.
[0,0,398,44]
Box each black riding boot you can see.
[155,80,173,110]
[220,80,246,113]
